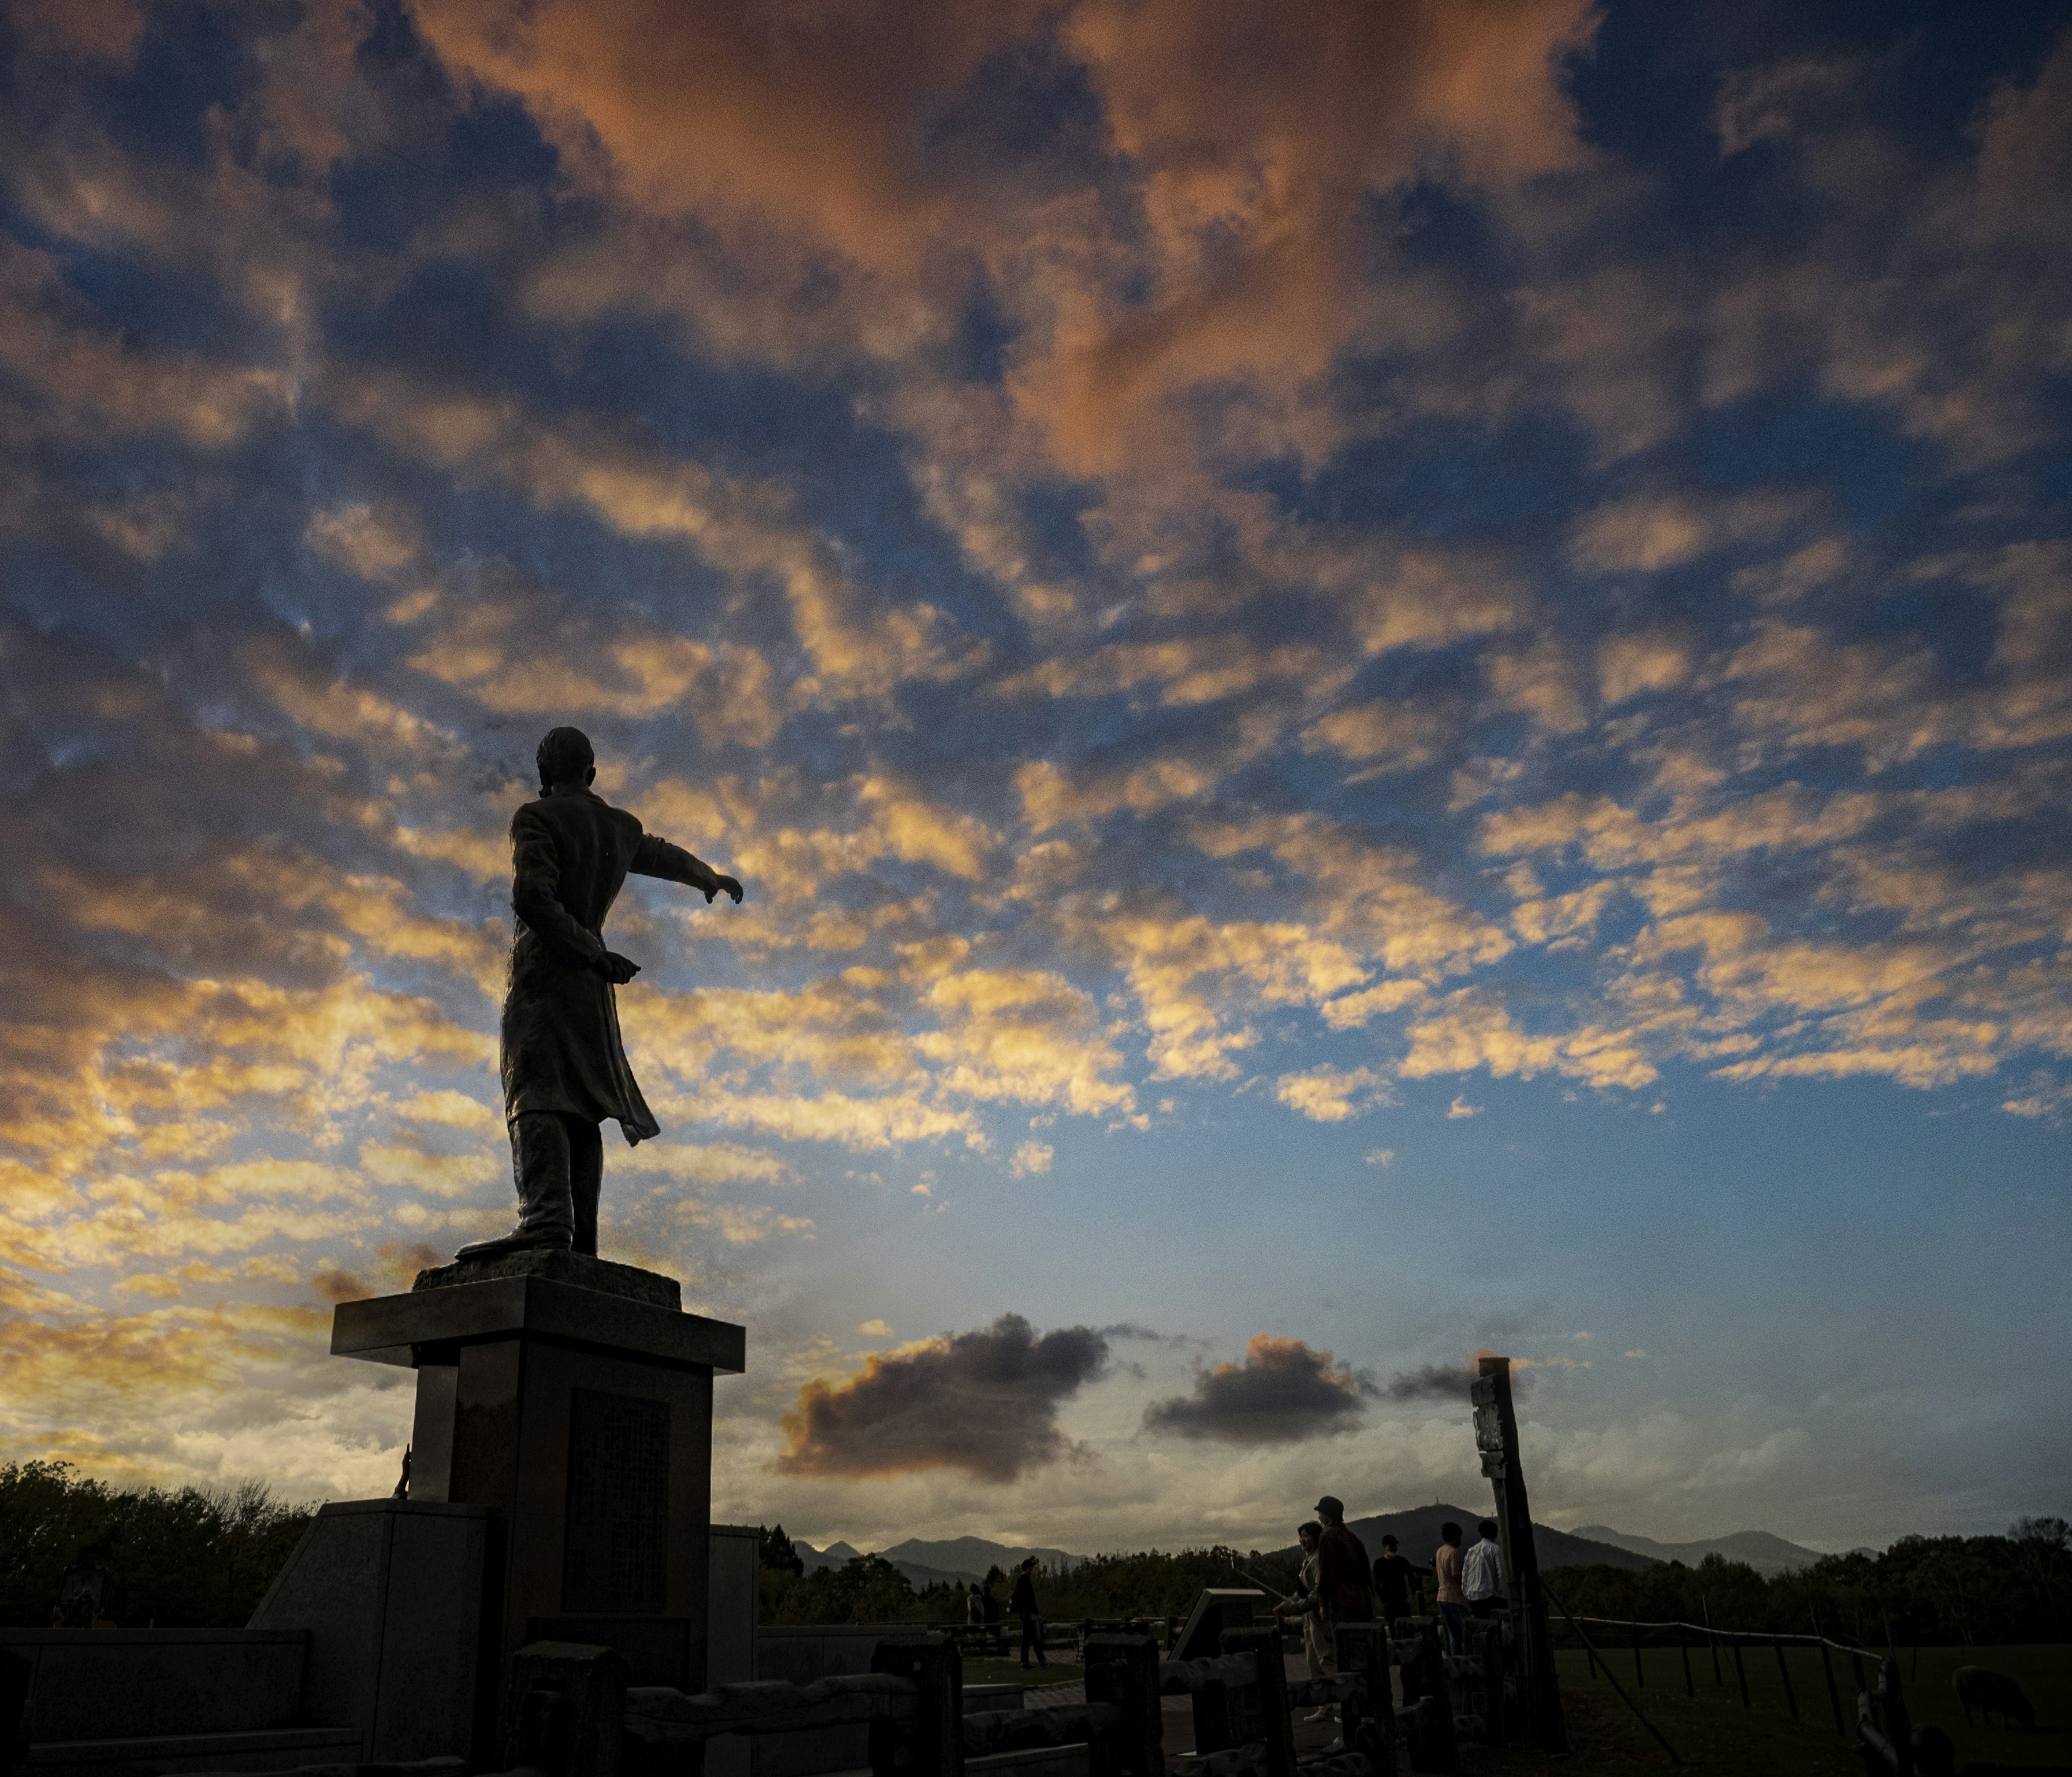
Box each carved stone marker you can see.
[331,1250,745,1764]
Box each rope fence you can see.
[1538,1578,1909,1765]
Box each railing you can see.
[501,1623,1407,1777]
[1537,1582,1931,1772]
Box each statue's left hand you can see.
[595,951,642,985]
[706,874,744,905]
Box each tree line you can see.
[1544,1518,2070,1649]
[0,1461,315,1628]
[753,1519,2072,1646]
[6,1464,2063,1648]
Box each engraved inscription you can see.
[563,1388,671,1612]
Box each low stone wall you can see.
[2,1630,308,1745]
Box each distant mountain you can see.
[794,1535,1086,1591]
[1572,1525,1828,1577]
[796,1539,864,1573]
[1270,1503,1655,1575]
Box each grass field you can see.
[1463,1643,2072,1774]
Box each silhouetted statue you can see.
[456,726,743,1263]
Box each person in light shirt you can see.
[1432,1520,1468,1655]
[1462,1519,1508,1620]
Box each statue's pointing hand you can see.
[707,873,744,905]
[595,950,642,985]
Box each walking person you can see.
[1011,1557,1048,1669]
[1433,1521,1468,1656]
[1463,1520,1507,1620]
[1373,1534,1422,1629]
[982,1569,1006,1656]
[1274,1522,1336,1721]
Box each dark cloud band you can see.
[778,1313,1109,1482]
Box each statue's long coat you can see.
[499,786,714,1141]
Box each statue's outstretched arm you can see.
[632,833,744,904]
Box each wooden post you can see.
[1876,1657,1914,1777]
[1403,1616,1461,1775]
[1631,1621,1644,1689]
[1472,1355,1567,1755]
[1817,1640,1845,1737]
[1679,1629,1694,1697]
[1701,1597,1722,1687]
[1224,1625,1294,1777]
[1772,1639,1798,1722]
[871,1634,963,1777]
[1730,1638,1749,1710]
[1083,1634,1162,1777]
[1334,1621,1395,1777]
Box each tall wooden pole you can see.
[1473,1353,1568,1754]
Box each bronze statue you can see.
[456,726,743,1263]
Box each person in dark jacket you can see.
[459,726,742,1262]
[981,1569,1006,1655]
[1372,1534,1422,1628]
[1010,1557,1048,1669]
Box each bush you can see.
[0,1460,315,1628]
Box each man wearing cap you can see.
[1312,1496,1376,1626]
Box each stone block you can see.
[248,1498,487,1762]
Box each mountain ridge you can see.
[1267,1503,1655,1574]
[1571,1523,1828,1576]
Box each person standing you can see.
[1011,1557,1048,1670]
[1463,1519,1508,1619]
[1274,1522,1336,1721]
[966,1580,984,1648]
[1372,1534,1422,1629]
[1433,1521,1468,1655]
[982,1569,1006,1656]
[1309,1497,1374,1751]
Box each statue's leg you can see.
[569,1117,603,1256]
[510,1112,576,1245]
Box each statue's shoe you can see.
[452,1230,574,1263]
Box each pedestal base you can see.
[331,1255,744,1762]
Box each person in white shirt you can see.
[1462,1519,1507,1619]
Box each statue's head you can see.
[536,726,596,793]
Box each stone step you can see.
[27,1726,365,1777]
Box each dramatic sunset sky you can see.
[3,0,2068,1558]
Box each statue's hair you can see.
[536,726,595,792]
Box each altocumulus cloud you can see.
[777,1314,1109,1482]
[1142,1335,1372,1444]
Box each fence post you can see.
[1333,1621,1395,1777]
[1771,1639,1799,1722]
[1701,1597,1722,1687]
[1679,1629,1694,1697]
[1876,1657,1915,1777]
[871,1634,963,1777]
[1817,1640,1845,1737]
[1403,1616,1460,1775]
[505,1641,627,1777]
[1083,1632,1162,1777]
[1730,1638,1749,1710]
[1223,1625,1294,1777]
[1631,1621,1644,1690]
[1473,1355,1568,1755]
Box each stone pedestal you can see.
[331,1251,745,1762]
